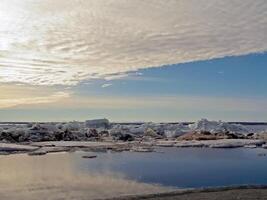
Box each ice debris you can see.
[0,119,266,144]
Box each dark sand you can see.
[104,186,267,200]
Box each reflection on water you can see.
[1,148,267,200]
[78,148,267,188]
[0,153,169,200]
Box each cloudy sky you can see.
[0,0,267,122]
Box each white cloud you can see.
[104,74,128,81]
[0,0,266,85]
[101,83,112,88]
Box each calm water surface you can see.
[1,147,267,200]
[81,147,267,188]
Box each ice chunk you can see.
[62,121,83,131]
[85,119,110,129]
[189,119,249,134]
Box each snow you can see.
[245,125,267,133]
[62,121,83,131]
[0,119,266,145]
[163,123,190,138]
[109,122,189,138]
[85,119,110,129]
[1,118,267,155]
[110,124,146,135]
[189,119,249,134]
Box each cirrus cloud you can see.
[101,83,112,88]
[0,0,266,85]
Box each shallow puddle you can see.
[1,147,267,199]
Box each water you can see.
[78,147,267,188]
[1,148,267,199]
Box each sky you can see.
[0,0,267,122]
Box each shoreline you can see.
[0,139,267,156]
[101,185,267,200]
[1,119,267,154]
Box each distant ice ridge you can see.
[110,122,190,138]
[189,119,250,135]
[0,118,267,143]
[111,119,258,137]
